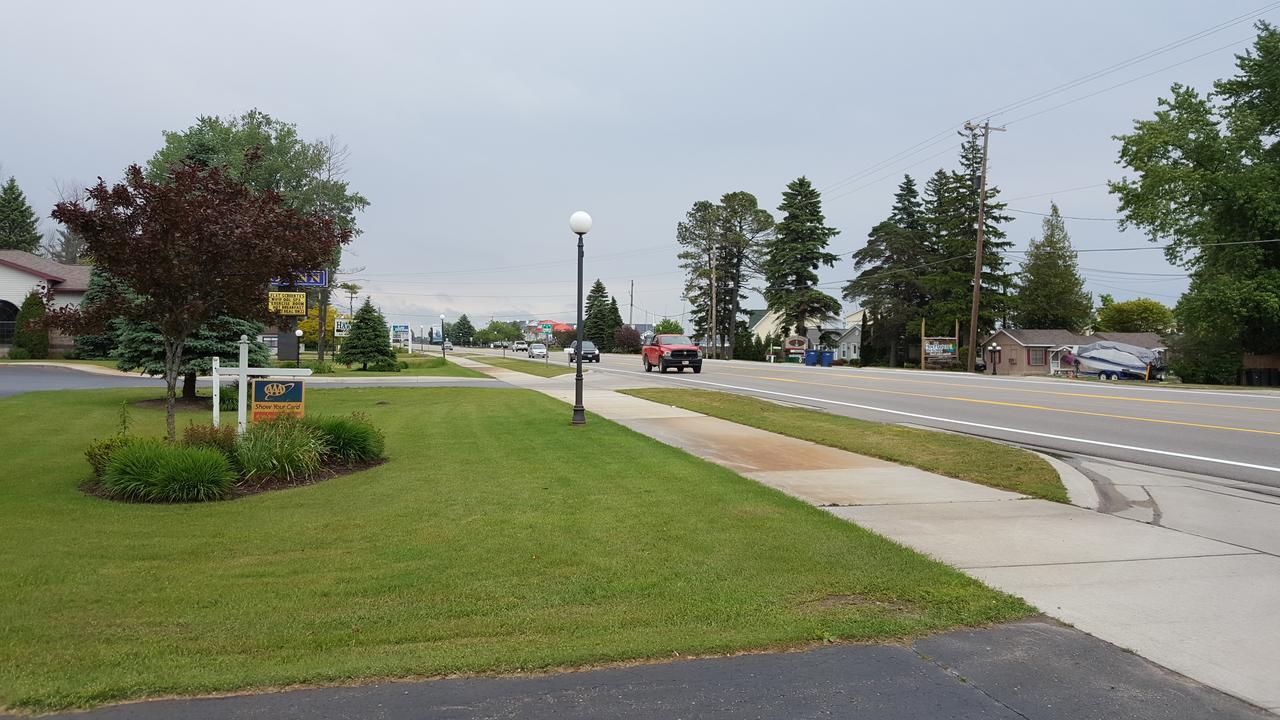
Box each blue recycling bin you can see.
[804,349,819,366]
[820,350,834,367]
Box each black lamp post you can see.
[294,328,303,368]
[987,343,1001,375]
[440,313,447,360]
[569,210,593,426]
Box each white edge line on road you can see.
[599,367,1280,475]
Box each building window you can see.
[1029,347,1046,366]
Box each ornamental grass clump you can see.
[234,418,326,483]
[305,413,386,462]
[102,440,235,502]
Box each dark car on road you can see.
[642,334,702,373]
[566,340,600,363]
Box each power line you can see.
[350,244,674,278]
[1004,184,1109,202]
[1007,208,1122,221]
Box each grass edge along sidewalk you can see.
[465,353,576,377]
[0,386,1032,713]
[620,388,1068,503]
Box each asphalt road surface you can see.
[474,348,1280,488]
[0,364,162,397]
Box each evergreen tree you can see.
[41,228,89,264]
[113,314,271,398]
[337,298,397,370]
[676,200,733,353]
[0,177,42,252]
[917,131,1012,349]
[13,291,49,358]
[582,279,614,348]
[715,191,773,358]
[844,175,930,365]
[604,297,624,350]
[1013,203,1091,332]
[71,268,125,359]
[449,314,476,345]
[762,177,841,342]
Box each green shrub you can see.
[102,440,235,502]
[183,422,238,457]
[85,436,137,478]
[306,413,386,462]
[367,357,402,372]
[305,360,336,374]
[13,291,48,359]
[6,347,31,360]
[235,419,326,483]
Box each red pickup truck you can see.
[642,334,703,373]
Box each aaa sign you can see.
[251,379,306,422]
[268,291,307,316]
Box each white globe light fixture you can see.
[569,210,593,236]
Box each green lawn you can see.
[468,354,576,377]
[0,387,1031,712]
[620,388,1068,503]
[278,355,487,378]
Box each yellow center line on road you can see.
[704,364,1280,414]
[748,374,1280,437]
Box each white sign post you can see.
[211,335,313,434]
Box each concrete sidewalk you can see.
[456,356,1280,714]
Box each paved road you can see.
[474,349,1280,488]
[0,365,162,397]
[12,621,1271,720]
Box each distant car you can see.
[529,343,547,359]
[513,341,528,352]
[642,334,702,373]
[442,341,454,351]
[565,340,601,363]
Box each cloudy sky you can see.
[1,0,1269,332]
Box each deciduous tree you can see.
[50,162,351,440]
[1094,297,1173,334]
[1111,22,1280,380]
[653,318,684,335]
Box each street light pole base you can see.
[571,405,586,425]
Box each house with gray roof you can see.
[0,250,91,354]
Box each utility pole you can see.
[964,120,1005,372]
[709,253,717,360]
[629,280,634,326]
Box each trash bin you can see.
[820,350,834,367]
[786,354,802,363]
[804,349,819,366]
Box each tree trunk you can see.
[317,286,330,362]
[162,337,185,442]
[182,371,197,400]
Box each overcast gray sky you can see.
[2,0,1269,331]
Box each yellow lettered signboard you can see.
[251,379,305,422]
[268,291,307,316]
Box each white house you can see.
[0,250,91,354]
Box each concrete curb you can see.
[1033,451,1101,510]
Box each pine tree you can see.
[582,279,614,348]
[114,315,272,397]
[676,201,733,352]
[72,268,126,359]
[13,291,49,358]
[41,228,88,264]
[605,297,624,350]
[0,177,42,252]
[844,175,930,365]
[762,177,841,342]
[449,314,476,345]
[716,191,773,358]
[337,298,397,370]
[1013,203,1092,332]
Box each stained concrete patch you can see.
[971,554,1280,711]
[618,416,884,474]
[746,466,1022,506]
[827,498,1252,568]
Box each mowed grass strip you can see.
[468,354,576,377]
[620,388,1068,503]
[291,355,488,378]
[0,387,1031,712]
